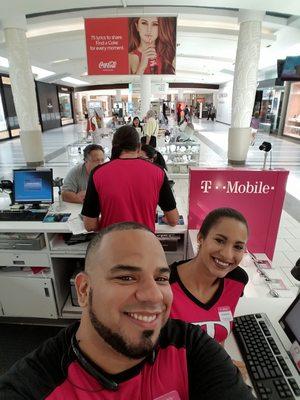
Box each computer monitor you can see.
[279,292,300,349]
[13,168,54,207]
[280,56,300,81]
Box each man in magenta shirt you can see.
[81,125,179,232]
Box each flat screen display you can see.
[279,292,300,345]
[13,169,53,205]
[281,56,300,81]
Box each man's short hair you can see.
[83,144,104,161]
[85,221,152,271]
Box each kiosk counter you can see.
[0,202,187,320]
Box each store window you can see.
[0,91,9,140]
[58,92,73,125]
[283,82,300,140]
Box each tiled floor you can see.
[0,119,299,275]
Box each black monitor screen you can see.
[281,56,300,81]
[13,169,53,205]
[279,292,300,346]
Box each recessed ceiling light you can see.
[61,77,89,85]
[52,59,70,64]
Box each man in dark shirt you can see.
[0,222,254,400]
[81,125,179,232]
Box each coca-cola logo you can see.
[98,61,117,70]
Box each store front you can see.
[57,86,74,126]
[0,75,20,140]
[283,82,300,140]
[256,80,284,134]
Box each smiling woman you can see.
[169,207,249,344]
[128,16,176,75]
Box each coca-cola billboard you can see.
[85,17,177,75]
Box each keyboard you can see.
[233,313,300,399]
[0,210,47,221]
[63,233,96,245]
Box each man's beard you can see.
[88,290,157,359]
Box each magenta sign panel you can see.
[188,168,289,260]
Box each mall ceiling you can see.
[0,0,300,88]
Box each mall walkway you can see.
[0,120,299,273]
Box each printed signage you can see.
[85,17,177,75]
[188,168,289,260]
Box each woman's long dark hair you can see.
[141,144,168,171]
[128,17,176,74]
[111,126,140,160]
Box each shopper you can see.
[141,109,159,147]
[106,114,119,129]
[61,144,105,204]
[0,222,255,399]
[81,125,179,232]
[170,208,249,344]
[128,17,176,75]
[132,116,143,138]
[211,105,217,121]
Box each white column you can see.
[140,75,151,118]
[115,89,122,102]
[128,83,133,116]
[228,9,265,165]
[178,89,184,102]
[3,15,44,166]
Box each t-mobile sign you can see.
[188,168,289,260]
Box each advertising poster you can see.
[188,168,289,260]
[85,17,176,75]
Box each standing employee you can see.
[170,208,249,344]
[81,125,179,232]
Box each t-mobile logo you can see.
[200,180,275,194]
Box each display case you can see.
[157,142,200,174]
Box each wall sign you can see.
[188,168,289,259]
[85,17,177,75]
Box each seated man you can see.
[0,222,254,399]
[61,144,105,204]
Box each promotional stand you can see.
[188,168,289,260]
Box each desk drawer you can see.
[0,252,50,267]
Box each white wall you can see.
[217,80,233,125]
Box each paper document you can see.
[68,215,88,235]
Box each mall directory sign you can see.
[188,168,289,260]
[85,17,177,75]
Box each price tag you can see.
[218,306,233,322]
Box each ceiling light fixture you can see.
[61,77,89,85]
[52,59,70,64]
[0,56,55,79]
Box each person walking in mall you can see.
[81,125,179,232]
[141,109,159,148]
[211,105,217,121]
[169,208,249,345]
